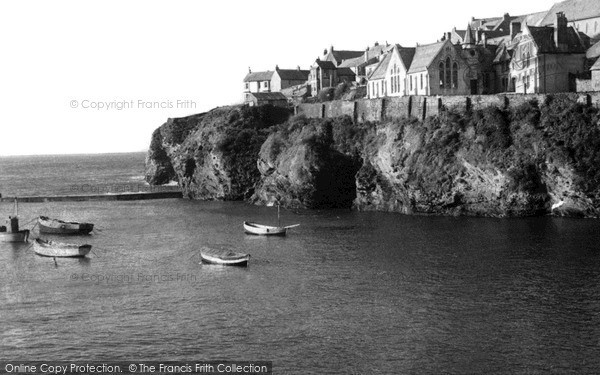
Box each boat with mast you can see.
[0,198,30,243]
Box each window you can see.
[410,76,413,91]
[452,62,458,89]
[439,62,445,88]
[244,83,249,90]
[445,57,452,88]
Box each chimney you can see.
[297,65,301,71]
[374,41,379,46]
[329,45,334,53]
[510,21,521,39]
[555,12,568,51]
[275,65,279,70]
[447,32,452,41]
[323,49,327,55]
[504,13,510,21]
[248,67,251,73]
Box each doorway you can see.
[470,79,478,94]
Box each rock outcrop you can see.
[146,95,600,218]
[145,105,291,200]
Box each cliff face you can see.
[146,96,600,217]
[145,105,290,200]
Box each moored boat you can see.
[38,216,94,235]
[33,238,92,258]
[0,199,29,242]
[0,229,30,243]
[200,246,250,267]
[243,221,299,236]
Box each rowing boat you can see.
[243,221,299,236]
[33,238,92,258]
[200,246,250,267]
[38,216,94,235]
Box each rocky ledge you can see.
[146,95,600,218]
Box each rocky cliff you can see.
[146,95,600,217]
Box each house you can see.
[367,44,415,99]
[243,69,274,99]
[539,0,600,43]
[271,66,310,92]
[246,92,288,108]
[308,59,338,96]
[509,13,587,93]
[243,66,309,103]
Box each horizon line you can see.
[0,150,148,158]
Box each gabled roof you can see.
[314,59,337,70]
[587,40,600,58]
[248,92,287,100]
[397,46,416,70]
[540,0,600,25]
[368,53,392,80]
[276,69,310,81]
[244,71,274,82]
[527,25,586,53]
[407,41,447,74]
[591,58,600,70]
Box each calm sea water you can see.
[1,154,600,374]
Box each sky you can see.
[0,0,560,156]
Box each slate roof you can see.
[407,41,447,73]
[244,71,274,82]
[248,92,287,100]
[276,69,310,81]
[527,25,586,53]
[330,50,364,64]
[314,60,337,70]
[540,0,600,25]
[339,54,378,68]
[398,47,416,69]
[368,53,392,80]
[336,67,356,77]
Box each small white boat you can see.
[33,238,92,258]
[243,221,293,236]
[38,216,94,234]
[200,246,250,267]
[0,230,30,243]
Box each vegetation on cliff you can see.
[146,94,600,217]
